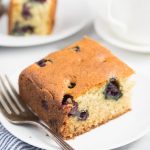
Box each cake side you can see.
[8,0,57,35]
[60,77,133,139]
[19,71,133,139]
[19,73,65,133]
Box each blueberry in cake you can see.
[19,37,134,139]
[8,0,57,35]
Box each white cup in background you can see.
[89,0,150,45]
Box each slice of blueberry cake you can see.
[19,37,134,139]
[8,0,57,35]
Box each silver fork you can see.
[0,75,74,150]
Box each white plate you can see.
[94,18,150,53]
[1,73,150,150]
[0,0,92,47]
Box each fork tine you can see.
[0,100,11,117]
[0,91,12,115]
[0,89,20,115]
[0,76,20,115]
[4,75,25,112]
[5,75,19,97]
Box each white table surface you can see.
[0,24,150,150]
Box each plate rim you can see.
[0,20,91,47]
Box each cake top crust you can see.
[20,37,134,102]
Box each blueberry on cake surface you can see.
[8,0,57,35]
[19,37,134,139]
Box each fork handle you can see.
[32,121,74,150]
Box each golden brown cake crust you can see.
[20,37,134,104]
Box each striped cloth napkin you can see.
[0,123,41,150]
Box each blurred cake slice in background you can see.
[8,0,57,36]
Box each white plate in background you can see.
[94,18,150,53]
[0,0,92,47]
[1,73,150,150]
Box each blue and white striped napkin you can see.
[0,123,41,150]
